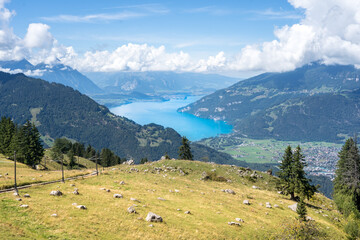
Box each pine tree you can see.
[140,157,148,164]
[67,149,76,169]
[296,198,307,222]
[293,146,315,200]
[334,138,360,217]
[179,136,193,160]
[278,146,296,200]
[0,117,15,156]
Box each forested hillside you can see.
[180,63,360,142]
[0,72,231,163]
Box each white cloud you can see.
[2,0,360,74]
[41,12,145,23]
[24,23,54,49]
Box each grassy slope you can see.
[0,160,346,239]
[0,154,95,190]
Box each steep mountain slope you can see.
[0,71,231,163]
[0,160,347,239]
[0,59,103,94]
[180,63,360,142]
[85,71,240,95]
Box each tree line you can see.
[0,116,44,167]
[51,138,126,169]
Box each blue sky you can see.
[8,0,301,57]
[1,0,360,75]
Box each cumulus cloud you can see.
[227,0,360,72]
[2,0,360,74]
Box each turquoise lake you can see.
[110,96,233,141]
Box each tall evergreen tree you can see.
[293,146,316,200]
[278,146,296,200]
[179,136,193,160]
[0,117,15,156]
[278,145,315,201]
[67,149,76,169]
[334,138,360,217]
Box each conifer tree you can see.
[67,149,76,169]
[0,117,15,156]
[293,146,316,200]
[296,198,307,222]
[278,146,296,200]
[179,136,193,160]
[334,138,360,217]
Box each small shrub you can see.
[274,219,327,240]
[202,172,227,182]
[344,220,360,240]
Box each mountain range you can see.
[0,59,103,95]
[179,63,360,142]
[0,71,236,164]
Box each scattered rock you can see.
[13,192,19,196]
[225,189,235,195]
[221,189,225,192]
[51,213,58,217]
[146,212,163,222]
[114,194,123,198]
[235,218,244,222]
[157,197,166,201]
[72,203,77,206]
[174,189,180,193]
[100,188,106,190]
[50,190,63,196]
[73,188,79,195]
[148,224,154,227]
[334,217,340,222]
[127,206,136,213]
[228,222,241,226]
[177,209,181,211]
[16,198,22,201]
[106,189,111,192]
[184,211,191,214]
[19,204,29,208]
[119,181,125,185]
[130,198,140,202]
[288,203,298,212]
[70,184,75,187]
[23,194,30,198]
[274,204,279,208]
[252,186,260,189]
[123,159,134,165]
[306,216,314,221]
[277,191,283,194]
[266,202,272,208]
[5,173,8,176]
[76,205,87,210]
[265,212,269,215]
[201,192,205,195]
[179,169,186,176]
[227,179,232,183]
[243,200,250,205]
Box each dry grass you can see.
[0,154,94,190]
[0,160,346,239]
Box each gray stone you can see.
[179,169,185,176]
[114,194,123,198]
[127,206,136,213]
[72,203,78,206]
[228,222,241,226]
[184,211,191,214]
[235,218,244,222]
[148,224,154,227]
[119,181,125,185]
[76,205,87,210]
[70,184,75,187]
[243,200,250,205]
[16,198,22,201]
[23,194,30,198]
[106,189,111,192]
[20,204,29,208]
[157,197,166,201]
[50,190,63,196]
[146,212,163,222]
[288,203,298,212]
[73,188,79,195]
[306,216,314,221]
[51,213,58,217]
[266,202,272,208]
[13,192,19,196]
[100,187,106,190]
[174,189,180,193]
[177,209,181,211]
[252,186,260,189]
[225,189,235,195]
[274,204,279,208]
[130,198,140,202]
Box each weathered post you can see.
[14,151,18,193]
